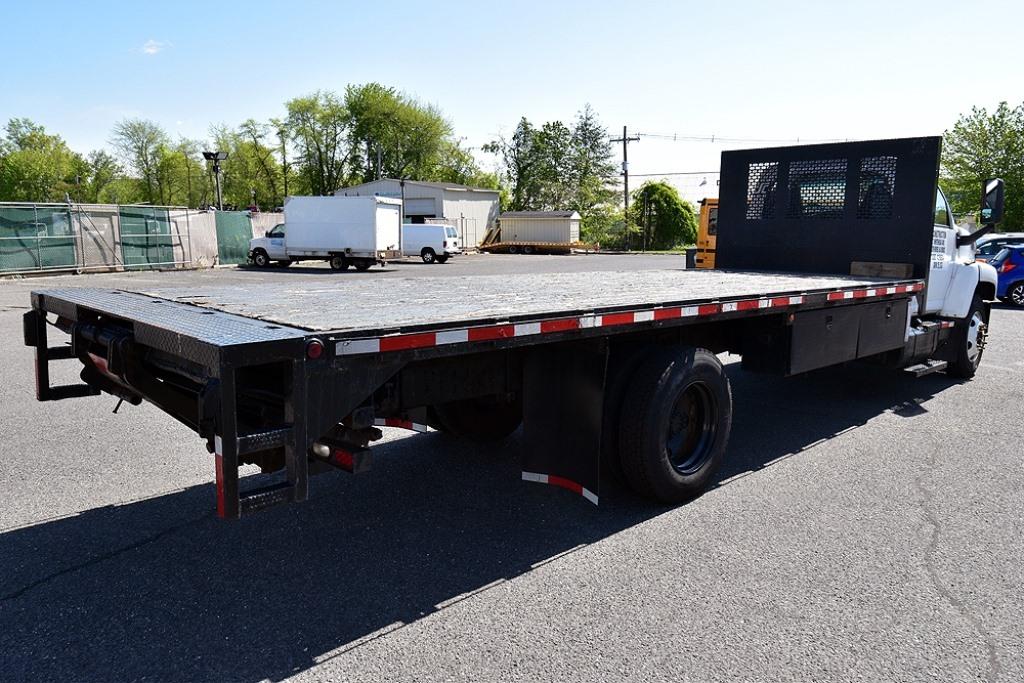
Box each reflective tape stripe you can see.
[522,471,598,505]
[374,418,428,432]
[334,283,923,356]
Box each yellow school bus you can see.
[695,197,719,269]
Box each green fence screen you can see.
[0,206,78,273]
[215,212,253,264]
[119,207,174,268]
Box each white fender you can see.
[940,261,998,319]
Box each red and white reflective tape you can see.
[938,320,956,329]
[826,282,923,302]
[335,283,923,356]
[522,471,599,505]
[373,417,429,432]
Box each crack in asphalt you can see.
[0,511,211,603]
[914,431,1001,683]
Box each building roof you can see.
[500,211,580,219]
[337,178,500,195]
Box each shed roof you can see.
[500,211,581,219]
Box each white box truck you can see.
[249,196,402,271]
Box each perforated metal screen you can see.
[717,137,942,278]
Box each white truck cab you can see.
[402,223,461,264]
[924,187,999,319]
[249,223,288,267]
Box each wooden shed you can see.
[497,211,581,244]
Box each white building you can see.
[335,178,500,246]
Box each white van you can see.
[402,224,461,263]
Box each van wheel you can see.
[421,248,436,264]
[618,347,732,503]
[432,395,522,443]
[354,260,372,271]
[947,294,989,378]
[329,255,349,271]
[436,255,449,264]
[252,250,271,268]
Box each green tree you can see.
[484,118,543,210]
[111,118,169,204]
[942,101,1024,231]
[627,181,698,249]
[0,118,84,202]
[285,91,351,196]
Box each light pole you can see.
[203,151,228,210]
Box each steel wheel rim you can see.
[665,382,717,475]
[966,311,986,366]
[1013,285,1024,306]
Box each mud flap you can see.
[521,340,607,504]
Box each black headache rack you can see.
[716,136,942,280]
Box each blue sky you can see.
[2,0,1022,200]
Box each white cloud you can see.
[141,39,170,55]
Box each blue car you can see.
[992,245,1024,307]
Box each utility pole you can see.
[612,125,640,212]
[611,125,640,249]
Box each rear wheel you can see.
[436,255,449,264]
[507,245,518,254]
[432,395,522,443]
[523,245,534,255]
[618,348,732,503]
[329,255,349,271]
[947,294,989,378]
[421,248,436,264]
[601,345,648,485]
[354,260,373,271]
[252,250,271,268]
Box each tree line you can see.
[0,83,501,211]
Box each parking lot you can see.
[1,254,1022,682]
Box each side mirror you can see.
[981,177,1005,225]
[265,230,271,237]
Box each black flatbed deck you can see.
[32,269,924,364]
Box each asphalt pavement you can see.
[1,254,1021,682]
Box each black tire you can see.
[252,250,271,268]
[276,260,292,268]
[421,248,436,264]
[436,255,449,264]
[1007,282,1024,307]
[354,260,373,271]
[507,245,518,254]
[522,245,534,255]
[947,294,989,379]
[618,348,732,503]
[329,255,348,271]
[432,395,522,443]
[601,345,649,486]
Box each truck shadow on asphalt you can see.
[0,363,961,681]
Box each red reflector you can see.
[306,339,325,359]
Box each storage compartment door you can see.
[856,300,909,357]
[790,306,862,374]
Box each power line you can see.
[630,170,719,177]
[610,126,640,214]
[637,132,849,144]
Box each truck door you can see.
[267,224,287,259]
[923,189,956,313]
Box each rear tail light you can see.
[1000,261,1018,273]
[443,240,448,247]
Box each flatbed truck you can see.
[22,137,1003,519]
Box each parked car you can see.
[975,232,1024,261]
[990,245,1024,306]
[402,223,461,263]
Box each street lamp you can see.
[203,151,228,210]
